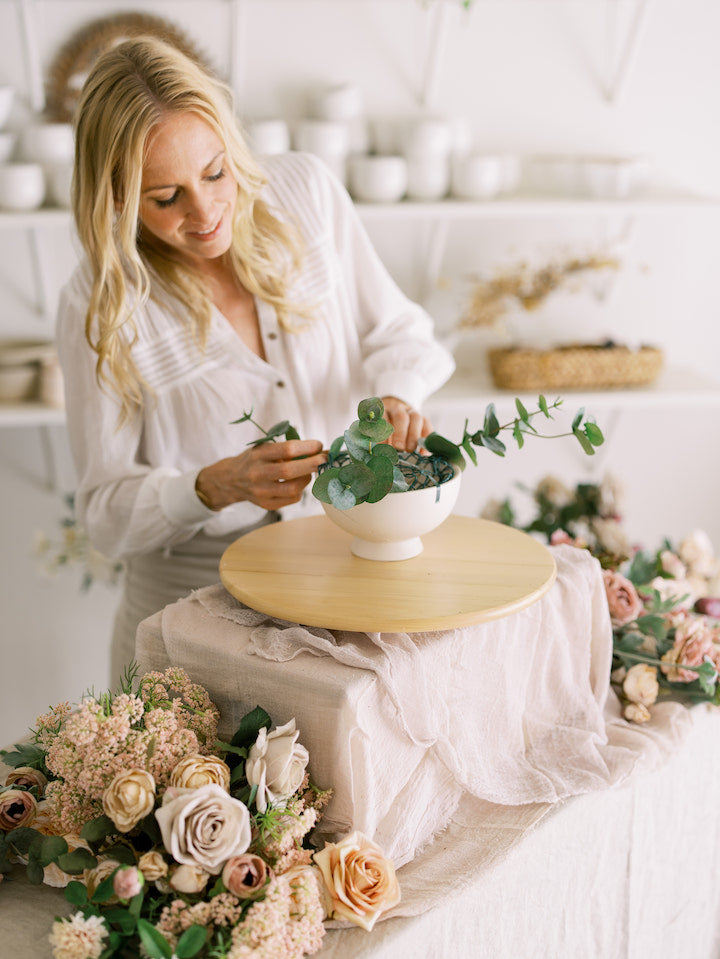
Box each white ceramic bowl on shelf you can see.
[321,468,461,561]
[0,163,45,211]
[245,118,290,156]
[0,132,16,162]
[450,153,505,200]
[348,154,407,203]
[19,122,74,166]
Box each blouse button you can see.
[276,380,285,388]
[267,332,278,340]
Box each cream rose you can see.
[678,530,717,578]
[169,863,210,894]
[5,767,48,796]
[624,702,651,724]
[137,850,169,881]
[603,569,644,627]
[155,783,251,875]
[622,663,659,707]
[313,831,401,931]
[102,769,155,833]
[0,788,37,830]
[83,859,121,900]
[222,853,272,899]
[169,754,231,792]
[246,720,309,813]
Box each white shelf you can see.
[0,403,65,427]
[431,363,720,413]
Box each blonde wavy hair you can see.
[72,36,305,424]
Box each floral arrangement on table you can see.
[34,494,124,592]
[0,666,400,958]
[483,475,720,724]
[236,395,603,512]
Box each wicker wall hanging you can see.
[44,12,214,122]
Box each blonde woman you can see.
[57,37,455,683]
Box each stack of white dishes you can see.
[18,121,75,208]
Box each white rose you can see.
[137,850,168,881]
[246,720,309,813]
[535,475,573,509]
[155,783,251,875]
[169,754,231,792]
[102,769,155,833]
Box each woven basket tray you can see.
[487,344,664,391]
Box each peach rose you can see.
[155,783,251,875]
[137,850,169,881]
[624,702,651,724]
[661,618,716,683]
[169,863,210,894]
[4,767,48,797]
[246,720,309,813]
[313,831,401,931]
[169,754,231,792]
[102,769,155,833]
[603,569,644,627]
[622,663,659,707]
[0,788,37,830]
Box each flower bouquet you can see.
[0,665,400,958]
[486,476,720,724]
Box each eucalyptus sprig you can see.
[423,395,605,472]
[231,407,300,446]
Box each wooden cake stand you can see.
[219,514,556,633]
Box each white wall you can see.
[1,0,719,741]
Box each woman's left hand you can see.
[381,395,431,452]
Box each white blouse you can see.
[56,152,455,560]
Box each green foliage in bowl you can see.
[235,395,604,512]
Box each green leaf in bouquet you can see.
[572,407,586,431]
[391,466,410,492]
[695,661,718,696]
[139,813,162,846]
[327,436,345,462]
[613,631,646,653]
[26,858,44,885]
[343,422,372,460]
[129,889,145,917]
[327,480,357,511]
[634,614,667,639]
[515,397,529,423]
[423,433,466,471]
[365,454,395,504]
[102,842,137,866]
[357,417,394,442]
[357,397,384,422]
[311,468,336,505]
[368,443,398,464]
[483,402,500,437]
[39,834,68,867]
[57,846,98,874]
[573,427,595,456]
[230,706,272,752]
[512,421,525,449]
[137,918,174,959]
[584,421,604,447]
[625,551,659,586]
[538,394,550,417]
[229,408,254,425]
[101,907,137,935]
[64,880,89,906]
[476,432,507,456]
[337,461,376,500]
[91,869,120,904]
[0,742,46,769]
[175,924,208,958]
[81,814,116,844]
[5,826,42,856]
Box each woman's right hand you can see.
[194,439,326,512]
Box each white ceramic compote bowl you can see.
[321,462,460,561]
[313,396,462,562]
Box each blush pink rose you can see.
[222,853,272,899]
[0,788,37,831]
[603,569,645,627]
[662,617,716,682]
[113,865,144,900]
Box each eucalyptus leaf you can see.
[423,433,466,471]
[357,397,384,421]
[102,842,137,866]
[328,436,345,460]
[515,398,529,422]
[358,418,394,442]
[344,423,372,460]
[573,427,595,456]
[584,421,604,446]
[0,743,46,769]
[391,467,410,491]
[57,847,98,874]
[328,480,357,510]
[311,469,336,504]
[572,407,586,431]
[64,880,88,906]
[337,461,375,498]
[369,443,399,464]
[538,394,550,417]
[91,872,120,904]
[40,834,68,867]
[365,454,394,503]
[81,815,115,843]
[26,859,44,885]
[461,434,478,466]
[5,826,42,855]
[478,433,506,456]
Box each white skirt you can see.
[110,513,280,686]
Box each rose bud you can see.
[112,865,145,900]
[222,854,271,899]
[694,597,720,619]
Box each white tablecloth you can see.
[135,545,691,871]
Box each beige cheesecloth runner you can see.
[135,543,692,881]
